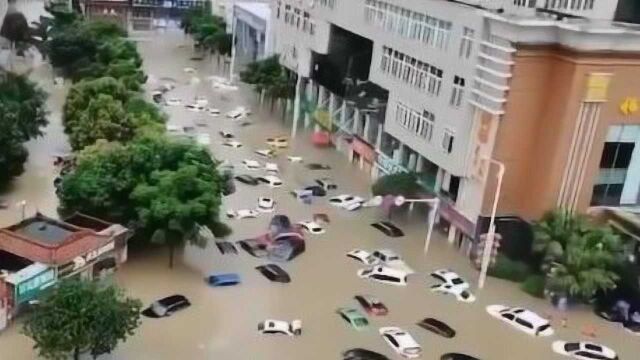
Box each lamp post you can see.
[394,196,441,256]
[478,158,506,289]
[228,7,237,84]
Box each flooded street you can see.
[1,12,639,360]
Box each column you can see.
[304,79,313,128]
[434,167,445,192]
[416,156,425,173]
[352,108,360,134]
[376,124,383,151]
[448,225,457,245]
[291,76,302,138]
[315,86,325,132]
[408,153,417,171]
[363,114,371,143]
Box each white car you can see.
[329,195,364,211]
[222,140,242,148]
[379,327,422,359]
[183,67,196,74]
[207,107,221,116]
[226,106,250,119]
[372,249,414,274]
[196,133,211,146]
[258,319,302,336]
[430,269,469,289]
[257,197,275,212]
[166,124,184,134]
[346,249,378,265]
[242,159,261,170]
[185,103,205,112]
[430,283,476,303]
[255,149,275,158]
[226,209,259,219]
[257,175,283,188]
[298,221,325,235]
[357,265,409,286]
[316,177,337,191]
[287,156,303,163]
[195,96,208,107]
[264,162,279,173]
[486,305,554,337]
[266,136,289,148]
[552,341,618,360]
[165,98,182,106]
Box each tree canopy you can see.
[23,280,141,360]
[240,55,294,100]
[0,72,48,184]
[58,136,230,265]
[67,94,134,150]
[371,172,422,198]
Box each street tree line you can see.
[180,5,232,67]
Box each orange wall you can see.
[490,47,640,220]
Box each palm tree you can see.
[533,209,589,271]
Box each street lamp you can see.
[394,195,440,256]
[478,158,506,289]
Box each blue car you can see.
[206,273,241,287]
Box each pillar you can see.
[435,167,445,192]
[352,108,360,134]
[363,114,371,143]
[291,75,302,138]
[416,156,425,173]
[448,225,457,244]
[376,124,383,151]
[408,153,417,171]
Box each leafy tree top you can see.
[22,279,142,360]
[371,172,422,198]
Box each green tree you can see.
[371,172,422,198]
[23,279,142,360]
[132,164,224,267]
[58,136,230,262]
[1,9,30,59]
[67,94,134,150]
[0,72,48,184]
[240,56,294,108]
[63,76,129,133]
[534,209,626,301]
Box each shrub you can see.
[521,275,546,298]
[371,172,422,198]
[488,254,532,283]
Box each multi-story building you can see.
[272,0,640,248]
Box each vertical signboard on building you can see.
[584,73,612,103]
[15,268,55,304]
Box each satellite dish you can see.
[394,196,406,207]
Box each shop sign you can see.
[584,73,611,102]
[376,152,406,175]
[15,269,55,304]
[71,241,116,271]
[351,137,376,163]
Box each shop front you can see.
[350,136,377,177]
[6,264,56,306]
[56,240,118,282]
[373,151,407,179]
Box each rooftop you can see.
[234,1,270,21]
[9,217,78,245]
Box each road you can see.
[0,23,638,360]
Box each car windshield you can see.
[452,278,464,285]
[344,196,354,201]
[365,255,376,263]
[151,302,167,316]
[360,269,373,276]
[354,318,368,326]
[537,324,550,332]
[564,343,581,352]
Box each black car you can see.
[625,320,640,335]
[342,348,390,360]
[305,185,327,197]
[417,317,456,338]
[142,295,191,318]
[306,163,331,170]
[255,264,291,283]
[441,354,481,360]
[371,221,405,237]
[235,174,259,186]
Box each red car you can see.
[355,295,388,316]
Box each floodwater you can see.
[1,10,640,360]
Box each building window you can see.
[396,102,434,141]
[459,27,474,59]
[303,12,310,31]
[591,141,635,206]
[363,0,451,51]
[284,5,291,24]
[381,46,443,97]
[442,129,454,153]
[276,1,281,19]
[294,9,301,28]
[450,76,465,107]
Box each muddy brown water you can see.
[1,11,639,359]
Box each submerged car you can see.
[258,197,275,212]
[346,249,379,265]
[258,175,283,188]
[372,249,414,274]
[552,341,618,360]
[315,177,337,191]
[258,319,302,336]
[354,294,388,316]
[337,307,369,330]
[329,195,364,211]
[255,264,291,283]
[486,305,554,336]
[298,221,325,235]
[142,295,191,318]
[306,163,331,170]
[242,159,261,170]
[342,348,390,360]
[226,209,260,219]
[304,185,326,196]
[441,354,481,360]
[222,140,242,148]
[379,327,422,359]
[430,269,470,289]
[219,130,234,139]
[235,174,259,185]
[358,265,409,286]
[417,317,456,338]
[430,283,476,303]
[266,136,289,148]
[255,149,276,158]
[205,273,240,287]
[371,221,404,237]
[226,106,250,119]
